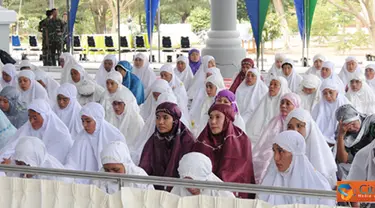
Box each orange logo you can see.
[337,181,375,202]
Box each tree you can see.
[160,0,209,23]
[105,0,137,33]
[237,0,248,22]
[187,7,210,33]
[262,11,282,44]
[310,1,339,43]
[272,0,290,48]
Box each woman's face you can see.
[103,163,126,174]
[106,79,119,94]
[275,59,283,68]
[241,62,252,73]
[245,72,257,86]
[365,68,375,80]
[134,57,144,68]
[115,66,126,77]
[287,118,307,138]
[346,120,361,133]
[302,87,316,95]
[207,60,216,68]
[18,77,31,91]
[112,101,125,115]
[70,69,81,83]
[160,71,173,83]
[153,92,161,101]
[215,96,231,106]
[209,110,225,135]
[156,112,174,133]
[28,109,44,130]
[81,115,96,134]
[314,59,323,70]
[0,96,10,112]
[346,60,357,73]
[280,99,295,117]
[177,61,186,73]
[2,72,11,83]
[184,177,201,195]
[282,64,293,77]
[189,52,200,62]
[57,94,70,109]
[323,89,338,103]
[273,143,293,172]
[206,82,217,97]
[269,80,281,97]
[15,160,33,178]
[104,60,113,72]
[59,58,65,68]
[321,67,331,79]
[350,79,362,92]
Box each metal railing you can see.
[0,164,336,199]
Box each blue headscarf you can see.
[116,61,145,105]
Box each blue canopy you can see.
[145,0,160,45]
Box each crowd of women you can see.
[0,49,374,206]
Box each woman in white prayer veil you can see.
[312,80,351,145]
[235,68,268,123]
[305,54,325,76]
[285,108,338,188]
[365,64,375,92]
[34,69,60,105]
[189,73,225,137]
[69,64,105,106]
[0,99,73,164]
[258,131,335,206]
[171,152,235,198]
[298,73,321,112]
[19,59,37,71]
[65,102,129,174]
[133,53,157,95]
[53,83,83,138]
[321,61,345,94]
[95,141,154,194]
[174,55,193,91]
[1,64,18,88]
[95,54,118,87]
[281,59,302,93]
[59,52,78,84]
[106,87,144,150]
[245,76,291,145]
[339,56,363,87]
[346,71,375,114]
[17,70,49,104]
[266,53,285,85]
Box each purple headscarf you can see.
[215,89,239,113]
[188,49,202,75]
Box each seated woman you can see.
[246,76,291,145]
[339,56,362,87]
[312,80,350,145]
[171,152,235,198]
[214,89,245,131]
[0,110,16,150]
[132,53,157,95]
[65,102,128,173]
[252,92,301,183]
[95,141,153,194]
[365,64,375,91]
[69,64,105,106]
[321,61,345,93]
[188,49,202,75]
[229,58,254,93]
[281,59,302,93]
[139,102,194,190]
[95,54,118,87]
[346,72,375,114]
[305,54,325,76]
[258,131,335,206]
[285,108,337,188]
[53,83,83,137]
[1,64,17,88]
[298,74,321,113]
[235,68,268,123]
[266,53,285,84]
[34,69,60,105]
[174,55,193,91]
[0,86,28,128]
[17,70,49,104]
[59,52,78,84]
[193,104,255,198]
[115,60,145,105]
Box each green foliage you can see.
[187,7,210,33]
[160,0,209,23]
[334,30,370,53]
[262,12,282,42]
[237,0,249,22]
[310,1,338,43]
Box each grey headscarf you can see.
[0,86,28,128]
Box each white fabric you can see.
[338,56,362,86]
[258,131,335,206]
[65,102,128,173]
[284,108,337,188]
[305,54,326,76]
[53,83,83,138]
[365,64,375,92]
[0,99,73,164]
[281,59,302,93]
[236,68,268,123]
[171,152,235,198]
[298,74,321,113]
[34,69,60,105]
[95,141,153,194]
[1,64,17,88]
[190,74,225,137]
[312,80,351,144]
[321,61,346,94]
[174,56,194,91]
[346,72,375,114]
[187,55,216,99]
[19,59,37,71]
[347,139,375,181]
[59,53,78,84]
[133,53,157,95]
[18,70,49,104]
[245,76,291,145]
[95,54,118,87]
[266,53,285,84]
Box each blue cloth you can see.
[116,61,145,105]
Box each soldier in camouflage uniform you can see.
[47,8,64,66]
[38,10,52,66]
[62,12,69,52]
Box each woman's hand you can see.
[338,120,350,137]
[1,158,11,165]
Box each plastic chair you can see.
[104,36,116,53]
[162,36,175,63]
[180,36,190,53]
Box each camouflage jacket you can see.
[38,18,49,38]
[47,18,64,43]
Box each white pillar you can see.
[202,0,245,78]
[49,0,54,9]
[0,7,16,53]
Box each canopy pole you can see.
[66,0,72,53]
[302,0,307,67]
[261,40,264,71]
[157,3,161,63]
[117,0,121,60]
[306,0,309,67]
[149,0,153,63]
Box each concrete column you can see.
[202,0,246,78]
[49,0,54,9]
[0,7,17,53]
